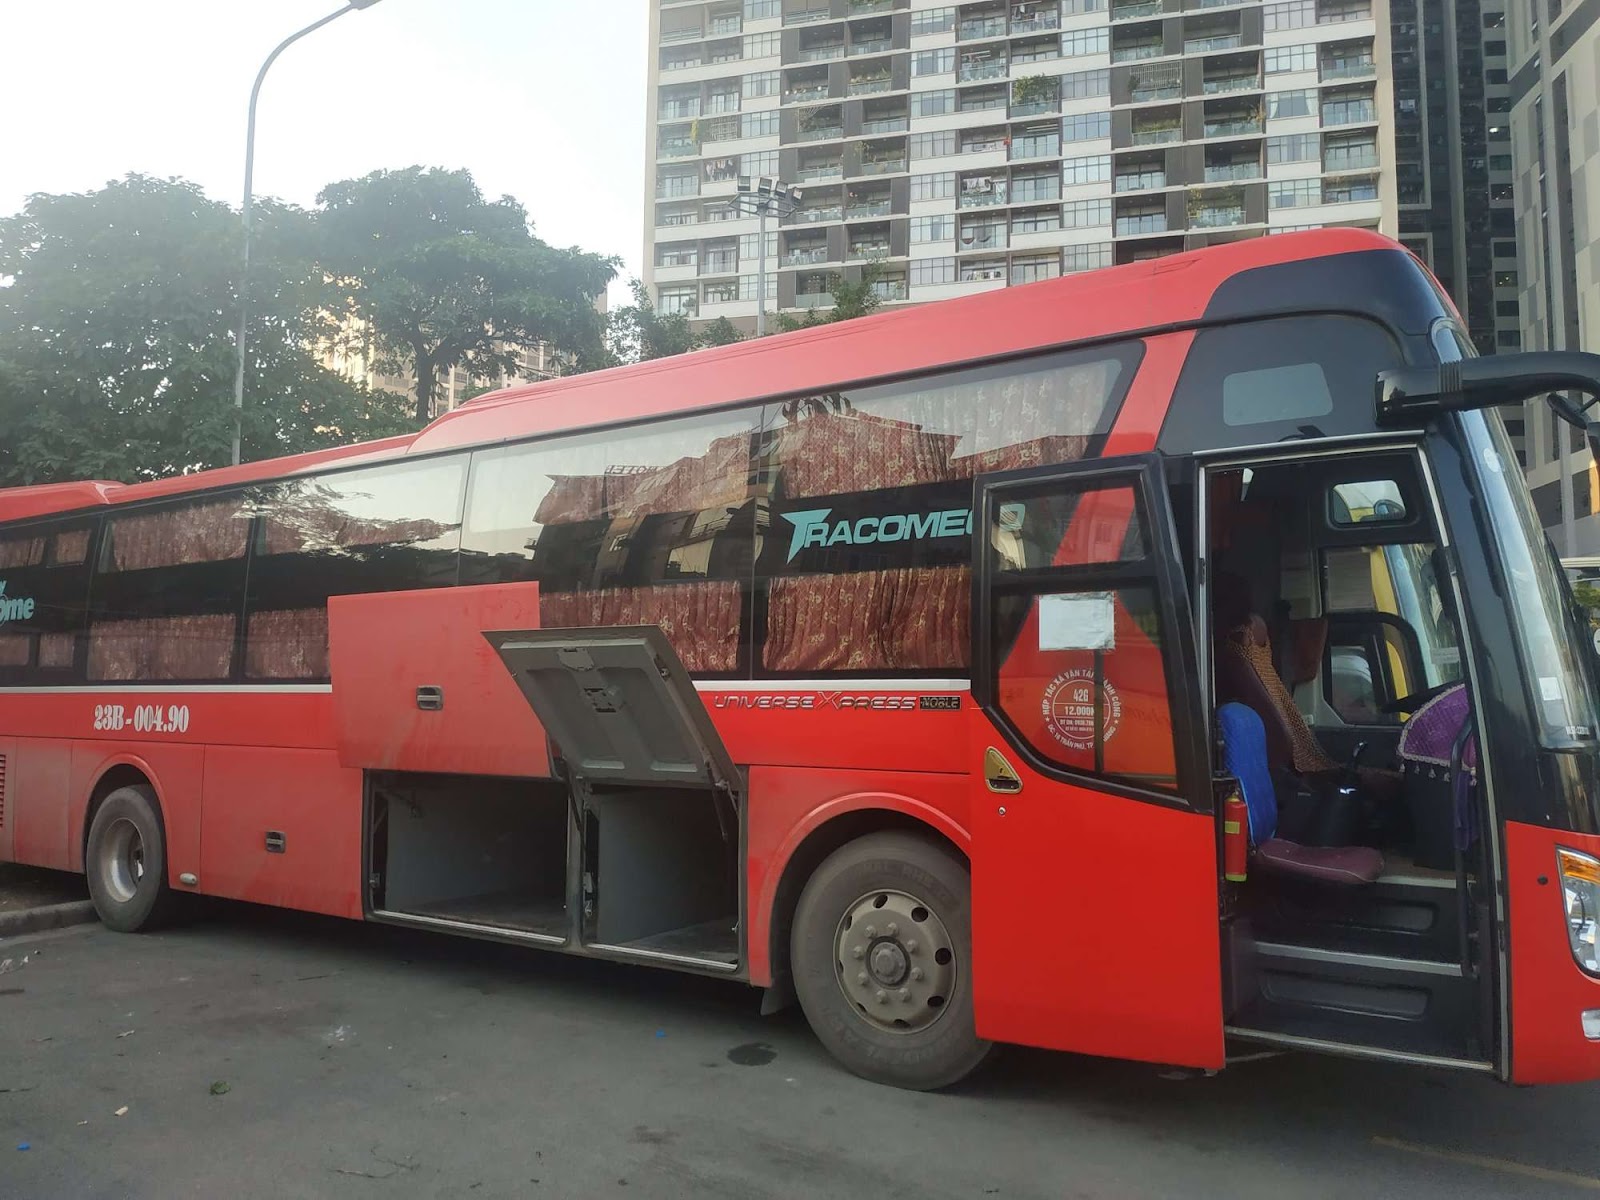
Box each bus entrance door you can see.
[969,455,1224,1068]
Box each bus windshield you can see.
[1460,408,1599,747]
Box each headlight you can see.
[1557,848,1600,976]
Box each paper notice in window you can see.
[1039,592,1116,652]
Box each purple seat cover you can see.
[1399,683,1477,773]
[1256,839,1385,886]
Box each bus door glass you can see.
[968,454,1223,1068]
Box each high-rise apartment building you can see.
[1507,0,1600,552]
[645,0,1395,329]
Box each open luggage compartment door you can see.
[486,627,745,971]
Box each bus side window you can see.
[0,520,98,684]
[459,410,761,676]
[88,498,250,683]
[244,456,467,682]
[752,344,1140,675]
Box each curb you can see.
[0,900,98,938]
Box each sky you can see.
[0,0,650,302]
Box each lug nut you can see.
[898,988,911,1002]
[911,967,924,981]
[887,922,898,936]
[857,972,868,985]
[875,990,888,1004]
[864,925,876,938]
[905,940,918,954]
[852,945,865,959]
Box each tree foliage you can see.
[0,174,411,487]
[604,279,698,365]
[771,262,885,333]
[316,167,618,421]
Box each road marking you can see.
[1373,1136,1600,1190]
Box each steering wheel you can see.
[1380,681,1456,715]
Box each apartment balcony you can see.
[790,204,844,223]
[1010,98,1060,117]
[798,162,844,182]
[871,278,910,301]
[1321,100,1376,126]
[958,188,1008,208]
[1202,72,1261,95]
[785,8,834,24]
[797,43,845,61]
[849,75,894,94]
[1204,117,1263,137]
[798,125,845,142]
[849,38,894,56]
[655,183,701,200]
[699,255,740,276]
[1320,57,1376,81]
[858,157,909,175]
[705,95,741,114]
[1010,10,1063,32]
[1113,43,1165,62]
[1115,213,1168,234]
[960,263,1009,282]
[960,58,1009,81]
[1323,148,1379,171]
[795,291,836,308]
[1184,33,1242,52]
[660,28,704,44]
[659,139,701,157]
[848,240,891,259]
[1189,204,1246,227]
[1132,125,1182,145]
[849,0,894,11]
[846,200,893,219]
[658,103,701,120]
[1111,1,1162,19]
[1129,74,1183,102]
[1203,161,1262,181]
[786,84,832,103]
[959,16,1009,40]
[783,245,831,266]
[709,15,742,34]
[1114,168,1167,191]
[862,115,910,133]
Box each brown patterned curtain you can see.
[0,536,45,570]
[37,633,75,670]
[540,582,741,673]
[109,500,249,572]
[246,609,330,680]
[765,567,970,672]
[0,634,29,668]
[88,615,237,681]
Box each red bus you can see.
[6,228,1600,1090]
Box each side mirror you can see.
[1377,351,1600,461]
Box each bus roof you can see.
[0,227,1401,526]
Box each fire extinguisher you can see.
[1223,782,1249,883]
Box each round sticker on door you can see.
[1041,669,1122,752]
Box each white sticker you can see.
[1540,676,1564,702]
[1039,592,1116,652]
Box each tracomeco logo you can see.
[780,503,1027,562]
[0,581,35,625]
[781,507,973,562]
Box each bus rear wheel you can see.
[791,831,992,1090]
[86,785,176,933]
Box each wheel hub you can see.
[98,818,145,905]
[833,889,957,1034]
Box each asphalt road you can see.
[2,905,1599,1199]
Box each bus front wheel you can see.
[86,785,176,933]
[790,831,992,1090]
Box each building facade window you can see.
[911,130,959,158]
[913,48,957,76]
[1063,154,1112,185]
[1265,45,1316,73]
[911,7,957,35]
[910,256,958,286]
[913,89,957,117]
[912,172,957,201]
[1064,111,1112,142]
[1064,197,1112,227]
[1062,29,1109,56]
[912,214,955,242]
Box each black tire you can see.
[791,831,992,1090]
[86,785,176,933]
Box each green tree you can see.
[604,279,698,364]
[697,316,746,349]
[316,167,617,422]
[772,262,885,333]
[0,174,410,487]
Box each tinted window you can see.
[0,519,98,684]
[244,457,467,681]
[1160,316,1405,454]
[461,411,759,675]
[754,344,1141,675]
[89,497,251,682]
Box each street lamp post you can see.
[231,0,385,467]
[733,176,802,338]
